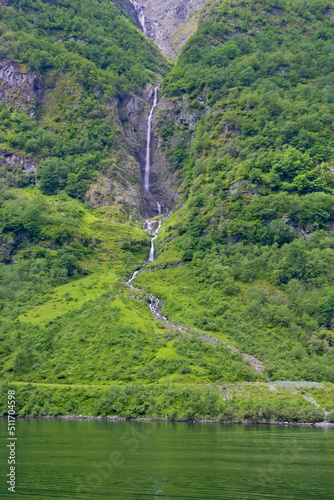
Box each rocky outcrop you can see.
[227,179,262,200]
[112,0,143,30]
[0,61,44,116]
[0,233,16,263]
[86,171,142,219]
[129,0,206,59]
[112,85,179,216]
[149,96,180,211]
[0,150,37,174]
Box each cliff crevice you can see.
[126,0,206,59]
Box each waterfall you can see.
[126,270,138,287]
[148,294,168,322]
[149,220,161,262]
[129,0,147,35]
[129,86,162,267]
[143,219,161,262]
[144,86,158,192]
[149,239,155,262]
[126,207,176,288]
[148,204,162,261]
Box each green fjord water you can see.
[1,419,334,499]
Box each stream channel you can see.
[125,86,268,376]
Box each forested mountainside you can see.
[149,0,334,380]
[0,0,172,212]
[1,0,334,423]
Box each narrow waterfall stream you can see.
[144,86,158,192]
[142,208,162,263]
[124,89,266,376]
[129,0,147,35]
[127,87,162,284]
[143,87,162,265]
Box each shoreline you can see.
[1,413,333,427]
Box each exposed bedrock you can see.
[125,0,206,59]
[0,61,44,116]
[117,85,179,217]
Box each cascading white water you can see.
[143,219,161,262]
[149,220,161,262]
[126,87,162,272]
[144,87,158,192]
[148,294,168,322]
[129,0,147,35]
[126,270,138,287]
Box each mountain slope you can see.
[138,0,334,383]
[0,0,172,215]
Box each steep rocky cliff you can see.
[0,0,173,218]
[0,61,176,216]
[88,84,178,216]
[0,61,43,117]
[127,0,206,59]
[0,0,196,217]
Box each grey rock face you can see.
[0,61,44,116]
[130,0,206,59]
[114,85,179,216]
[227,180,261,200]
[0,150,37,174]
[148,95,180,211]
[126,95,144,118]
[85,85,177,217]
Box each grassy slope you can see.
[0,196,332,422]
[0,381,330,423]
[0,192,260,388]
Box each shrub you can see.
[327,410,334,423]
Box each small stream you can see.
[126,206,163,287]
[143,215,162,262]
[125,83,265,376]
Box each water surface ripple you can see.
[0,419,333,499]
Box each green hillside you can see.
[0,0,169,199]
[1,0,334,423]
[148,0,334,381]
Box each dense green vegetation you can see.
[0,0,169,197]
[0,186,151,318]
[0,381,329,423]
[162,0,334,215]
[139,0,334,386]
[0,101,115,198]
[0,0,166,94]
[163,0,334,202]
